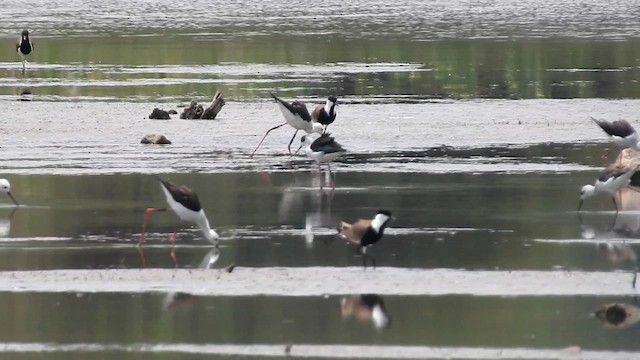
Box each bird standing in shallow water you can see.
[16,29,33,74]
[338,209,393,269]
[311,95,337,133]
[0,179,19,206]
[250,93,324,158]
[298,133,346,189]
[578,166,639,214]
[139,177,219,264]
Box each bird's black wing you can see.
[599,166,635,182]
[157,177,202,212]
[271,93,311,121]
[592,117,635,138]
[310,133,346,153]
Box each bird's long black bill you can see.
[294,144,303,155]
[7,192,18,206]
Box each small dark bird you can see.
[250,93,323,157]
[338,209,393,269]
[16,29,33,73]
[311,95,337,133]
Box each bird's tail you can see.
[337,221,350,236]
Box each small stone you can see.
[141,134,172,145]
[168,109,178,115]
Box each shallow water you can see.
[1,0,640,358]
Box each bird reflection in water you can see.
[595,303,640,329]
[162,247,220,311]
[0,208,18,238]
[579,197,640,288]
[340,294,392,330]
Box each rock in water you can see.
[149,108,171,120]
[141,134,172,145]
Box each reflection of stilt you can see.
[137,245,147,268]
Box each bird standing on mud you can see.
[250,93,324,157]
[16,29,33,73]
[311,95,338,133]
[338,209,393,269]
[139,177,219,264]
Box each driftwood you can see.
[180,91,225,120]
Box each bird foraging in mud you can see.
[0,179,19,206]
[297,133,347,189]
[338,209,393,269]
[578,165,638,213]
[311,95,338,133]
[250,93,324,158]
[591,117,640,160]
[139,176,219,263]
[16,29,33,73]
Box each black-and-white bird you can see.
[16,29,33,73]
[311,95,337,133]
[298,133,346,189]
[0,179,19,206]
[579,166,638,213]
[250,93,324,157]
[139,177,219,263]
[591,117,640,159]
[338,209,393,268]
[340,294,392,329]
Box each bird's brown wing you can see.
[339,219,371,243]
[158,177,202,212]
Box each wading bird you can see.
[0,179,19,206]
[578,166,638,213]
[311,95,337,133]
[297,133,346,189]
[250,93,323,157]
[139,177,219,263]
[338,209,393,269]
[16,29,33,73]
[591,117,640,160]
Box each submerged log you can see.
[180,91,225,119]
[141,134,172,145]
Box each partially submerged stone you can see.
[180,91,225,119]
[141,134,172,145]
[149,108,171,120]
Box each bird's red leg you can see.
[287,130,299,156]
[137,245,147,268]
[318,164,324,190]
[169,224,180,266]
[328,163,336,190]
[250,122,286,158]
[138,208,158,247]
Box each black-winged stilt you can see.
[297,133,346,189]
[338,209,393,269]
[250,93,323,158]
[139,177,219,263]
[0,179,19,206]
[578,166,638,213]
[16,29,33,73]
[340,294,392,329]
[591,117,640,159]
[311,95,337,133]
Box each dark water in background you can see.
[0,0,639,358]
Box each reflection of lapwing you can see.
[311,95,337,133]
[16,29,33,73]
[338,209,393,269]
[139,177,219,264]
[578,165,638,213]
[298,133,346,189]
[340,294,391,329]
[250,93,324,157]
[0,179,19,206]
[591,117,640,160]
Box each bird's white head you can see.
[0,179,11,194]
[325,95,337,114]
[205,229,220,244]
[371,209,393,232]
[580,184,596,200]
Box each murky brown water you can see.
[0,0,640,358]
